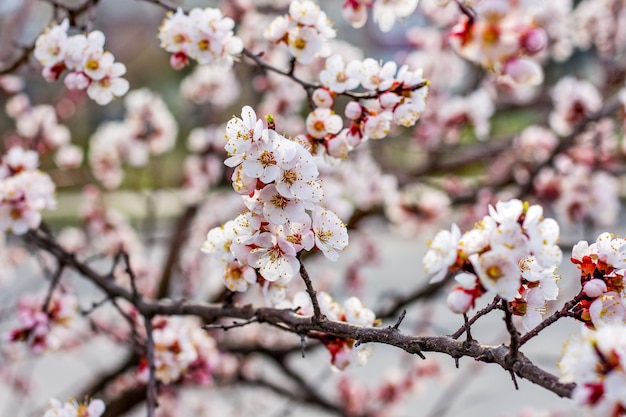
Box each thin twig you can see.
[297,254,324,322]
[143,316,158,417]
[41,263,64,313]
[389,309,406,330]
[451,296,500,339]
[203,318,259,331]
[502,299,520,369]
[518,292,585,346]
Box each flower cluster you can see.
[571,233,626,328]
[296,291,376,370]
[202,106,349,289]
[449,0,547,85]
[158,7,243,70]
[312,55,428,157]
[89,88,178,189]
[549,77,602,136]
[34,19,129,105]
[5,94,83,169]
[138,316,219,385]
[9,290,78,354]
[43,397,105,417]
[0,147,56,235]
[264,0,336,64]
[560,324,626,416]
[342,0,419,32]
[423,199,562,330]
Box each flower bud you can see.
[522,28,548,54]
[64,72,90,90]
[504,58,543,86]
[313,88,334,108]
[447,288,474,314]
[344,101,363,120]
[583,279,607,298]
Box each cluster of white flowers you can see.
[449,0,547,85]
[549,77,602,136]
[342,0,419,32]
[264,0,336,64]
[137,316,219,384]
[0,147,56,235]
[423,199,562,330]
[5,94,82,169]
[34,19,129,105]
[180,64,240,106]
[43,397,105,417]
[89,88,178,189]
[9,290,78,354]
[201,106,349,290]
[560,324,626,416]
[294,291,376,370]
[434,88,495,141]
[312,55,428,158]
[158,7,243,70]
[570,233,626,329]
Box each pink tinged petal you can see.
[447,289,474,314]
[504,58,544,86]
[109,78,130,96]
[590,293,624,327]
[584,279,608,298]
[87,399,106,417]
[471,251,520,300]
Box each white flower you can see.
[312,206,349,261]
[344,297,376,327]
[287,26,325,64]
[158,8,192,53]
[458,216,496,255]
[275,144,319,201]
[446,272,477,314]
[306,108,343,139]
[258,184,306,225]
[201,220,237,263]
[34,19,69,67]
[86,62,129,105]
[423,224,460,283]
[289,0,321,26]
[248,233,300,282]
[488,199,524,224]
[265,15,290,42]
[363,112,392,139]
[372,0,419,32]
[242,130,297,183]
[589,292,625,328]
[81,46,112,81]
[352,58,397,91]
[319,55,360,93]
[225,105,264,168]
[223,261,256,292]
[521,288,548,331]
[318,291,344,321]
[470,250,521,300]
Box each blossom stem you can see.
[518,292,585,346]
[297,253,324,322]
[41,263,65,313]
[451,296,500,339]
[143,315,159,417]
[502,299,520,365]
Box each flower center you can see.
[259,150,276,167]
[198,39,210,50]
[486,265,503,281]
[294,38,307,50]
[86,60,99,71]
